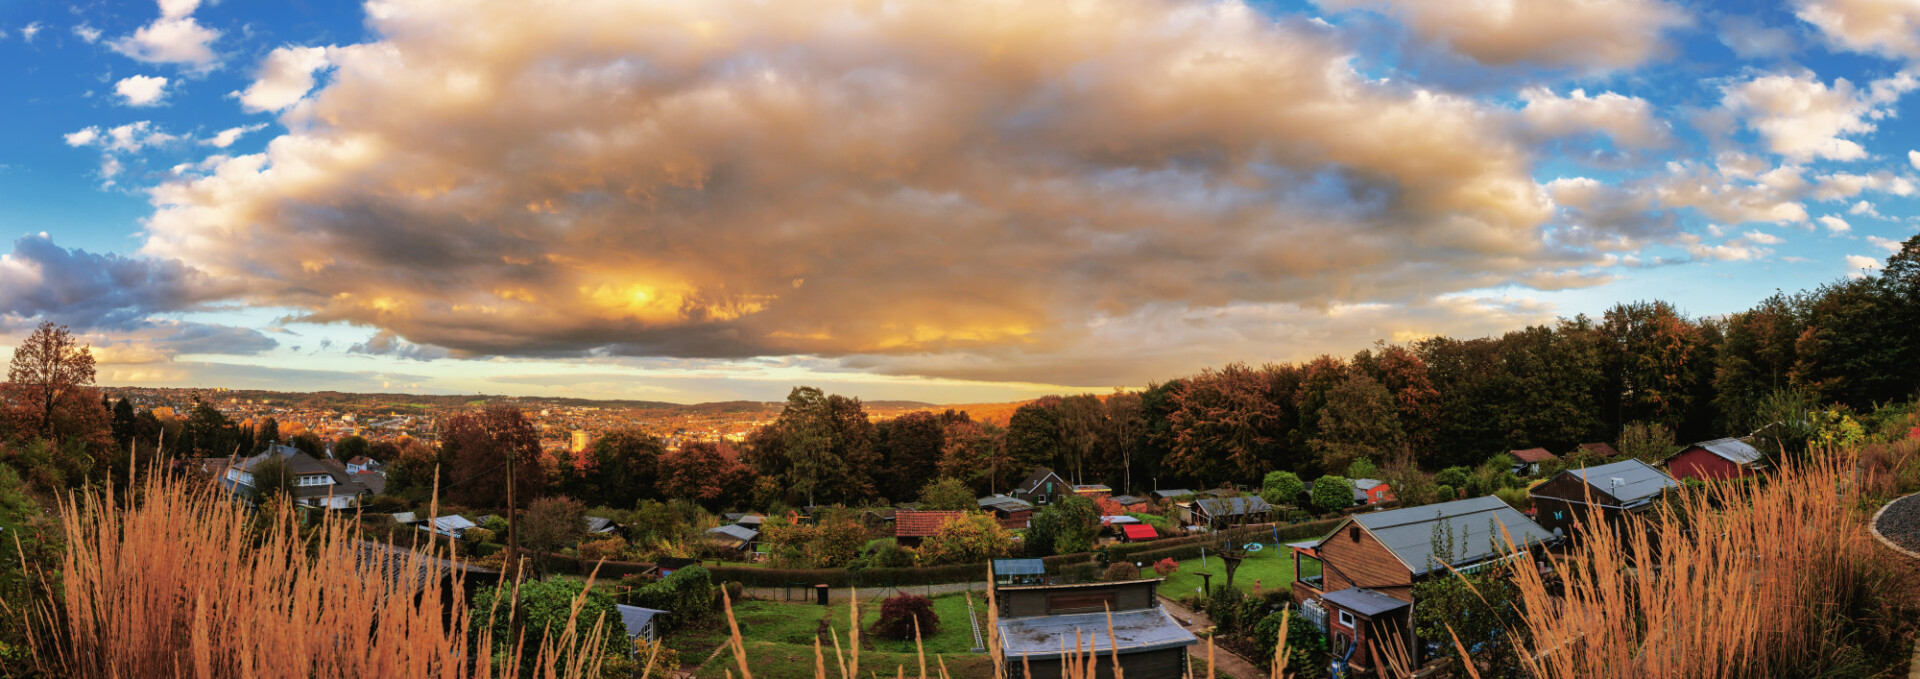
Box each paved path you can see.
[1159,595,1267,679]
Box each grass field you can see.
[1151,544,1314,599]
[675,592,989,676]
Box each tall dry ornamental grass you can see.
[1505,448,1919,679]
[20,468,615,679]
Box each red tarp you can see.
[1122,524,1158,540]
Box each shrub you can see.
[1435,484,1455,501]
[461,527,495,547]
[633,565,715,631]
[578,535,627,563]
[1103,562,1140,581]
[1435,466,1472,489]
[1206,586,1248,633]
[1260,471,1306,508]
[482,515,510,534]
[870,594,937,640]
[1255,608,1330,679]
[1152,558,1179,577]
[631,638,681,676]
[1310,475,1352,512]
[723,580,745,603]
[471,578,631,676]
[358,494,411,514]
[871,543,915,568]
[916,513,1014,565]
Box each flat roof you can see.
[1321,588,1410,617]
[996,608,1197,658]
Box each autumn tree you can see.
[939,419,1013,494]
[875,411,951,498]
[440,405,546,509]
[918,476,976,511]
[1352,345,1442,457]
[757,387,879,505]
[518,495,587,578]
[658,441,749,510]
[1309,372,1405,472]
[1165,363,1293,483]
[1601,301,1703,432]
[252,416,280,453]
[1025,495,1100,556]
[5,321,97,443]
[915,512,1013,565]
[1103,391,1146,493]
[1054,394,1107,485]
[554,429,664,509]
[1004,398,1063,475]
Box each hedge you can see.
[399,515,1352,588]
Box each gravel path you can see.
[1872,493,1920,558]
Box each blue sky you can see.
[1,0,1917,404]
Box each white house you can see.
[220,444,376,509]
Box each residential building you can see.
[1665,437,1764,481]
[1289,496,1557,674]
[1529,459,1679,538]
[994,578,1197,678]
[219,444,376,509]
[1011,468,1070,506]
[420,515,478,538]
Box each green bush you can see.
[633,565,715,631]
[1311,475,1352,512]
[1254,608,1329,679]
[1103,561,1140,581]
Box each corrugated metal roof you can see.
[996,608,1197,658]
[1321,588,1410,617]
[615,605,666,638]
[707,524,758,542]
[1565,459,1679,504]
[1694,438,1763,465]
[994,558,1046,576]
[1344,496,1555,575]
[1193,496,1271,518]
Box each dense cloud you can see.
[1315,0,1691,70]
[0,235,240,330]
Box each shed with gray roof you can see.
[1343,496,1555,576]
[1666,437,1766,481]
[1530,458,1679,537]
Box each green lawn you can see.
[676,592,989,676]
[694,641,993,679]
[1152,545,1315,599]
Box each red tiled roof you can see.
[1122,524,1158,540]
[894,511,965,538]
[1511,447,1557,463]
[1576,442,1620,458]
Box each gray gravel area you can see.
[1875,493,1920,555]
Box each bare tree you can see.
[6,321,97,442]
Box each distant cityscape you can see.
[98,386,947,453]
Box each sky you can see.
[1,0,1918,405]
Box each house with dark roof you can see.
[219,444,377,509]
[893,510,965,546]
[1665,437,1764,481]
[1509,447,1559,475]
[1290,496,1557,673]
[993,578,1196,678]
[1010,468,1069,506]
[1107,494,1149,509]
[1150,489,1194,502]
[1529,459,1679,538]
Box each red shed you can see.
[1121,524,1158,543]
[1665,438,1764,481]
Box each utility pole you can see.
[505,445,518,574]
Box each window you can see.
[1338,610,1357,628]
[1349,526,1361,542]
